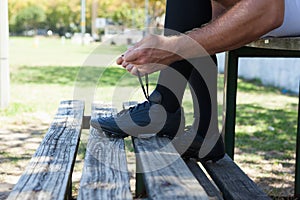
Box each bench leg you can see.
[295,83,300,198]
[66,177,72,200]
[224,51,239,160]
[136,158,146,198]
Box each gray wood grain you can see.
[185,160,223,200]
[247,37,300,50]
[7,100,85,200]
[77,104,132,200]
[133,136,210,200]
[202,154,271,200]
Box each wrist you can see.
[169,34,206,60]
[161,35,183,64]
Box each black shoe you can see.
[174,125,225,162]
[90,90,185,138]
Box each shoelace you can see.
[116,70,149,117]
[137,70,149,100]
[117,100,149,116]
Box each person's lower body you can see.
[153,0,224,161]
[90,0,225,162]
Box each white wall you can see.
[217,53,300,94]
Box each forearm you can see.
[178,0,284,56]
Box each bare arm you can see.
[119,0,285,75]
[183,0,284,55]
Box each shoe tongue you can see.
[148,90,162,104]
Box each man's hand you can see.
[116,34,181,76]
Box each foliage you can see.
[44,0,81,35]
[8,0,166,34]
[11,5,46,33]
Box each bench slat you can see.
[185,160,223,200]
[202,154,271,200]
[78,105,132,200]
[247,37,300,50]
[133,136,210,200]
[8,100,85,200]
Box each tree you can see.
[8,0,166,35]
[12,5,46,33]
[44,0,82,35]
[96,0,165,29]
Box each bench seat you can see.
[7,100,84,200]
[77,104,132,200]
[8,100,271,200]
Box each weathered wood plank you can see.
[247,37,300,50]
[7,100,85,200]
[185,160,223,200]
[133,136,210,200]
[202,154,271,200]
[78,104,132,200]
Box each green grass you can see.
[10,65,159,86]
[233,80,298,160]
[9,37,127,68]
[236,104,297,159]
[0,102,35,116]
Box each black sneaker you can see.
[90,90,185,138]
[173,125,225,162]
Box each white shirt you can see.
[264,0,300,37]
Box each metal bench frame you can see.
[223,37,300,197]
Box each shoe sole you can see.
[90,120,128,138]
[90,119,183,140]
[182,153,225,163]
[102,128,159,139]
[199,153,225,163]
[98,127,128,138]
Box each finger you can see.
[130,67,139,76]
[135,66,147,76]
[126,64,134,72]
[122,61,129,68]
[116,55,124,65]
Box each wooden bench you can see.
[7,100,271,200]
[223,37,300,197]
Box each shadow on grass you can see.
[235,103,297,160]
[255,176,295,199]
[0,127,46,167]
[11,66,159,87]
[0,151,32,165]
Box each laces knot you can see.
[137,70,149,100]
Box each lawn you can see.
[0,37,298,198]
[9,36,126,69]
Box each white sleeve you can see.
[264,0,300,37]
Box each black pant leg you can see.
[155,0,214,113]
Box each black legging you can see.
[165,0,212,34]
[155,0,216,137]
